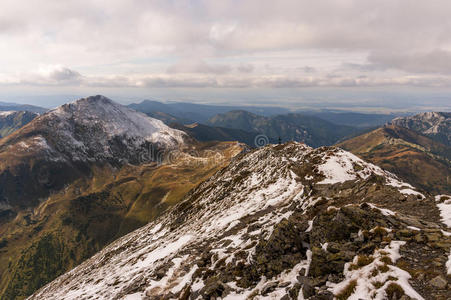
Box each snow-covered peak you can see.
[49,95,185,146]
[7,95,187,164]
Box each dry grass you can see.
[385,282,404,299]
[378,264,390,273]
[336,279,357,300]
[349,255,374,270]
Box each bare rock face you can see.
[30,143,451,300]
[392,112,451,146]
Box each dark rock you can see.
[261,282,278,295]
[429,275,447,289]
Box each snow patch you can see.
[330,241,424,300]
[436,195,451,228]
[367,203,396,216]
[0,111,16,117]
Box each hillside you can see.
[170,122,258,146]
[391,112,451,146]
[0,141,242,299]
[0,95,245,299]
[30,143,451,299]
[0,111,38,138]
[338,125,451,194]
[207,110,361,147]
[0,95,186,212]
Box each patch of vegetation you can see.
[380,256,393,265]
[385,282,404,299]
[336,279,357,300]
[373,226,388,236]
[3,233,70,299]
[378,264,390,273]
[349,255,374,270]
[372,281,384,289]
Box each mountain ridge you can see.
[29,143,451,300]
[338,124,451,194]
[391,112,451,146]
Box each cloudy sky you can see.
[1,0,451,111]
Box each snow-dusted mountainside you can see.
[0,95,187,210]
[31,143,451,300]
[0,110,38,138]
[391,112,451,146]
[5,95,186,163]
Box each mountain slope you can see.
[0,95,245,299]
[391,112,451,146]
[170,122,259,146]
[31,143,451,300]
[338,125,451,194]
[0,101,47,114]
[0,141,243,300]
[0,95,186,212]
[207,110,360,147]
[0,111,38,138]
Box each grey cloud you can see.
[48,67,82,81]
[167,60,231,74]
[2,0,451,91]
[368,50,451,74]
[237,63,254,73]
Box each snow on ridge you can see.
[48,95,186,146]
[317,148,425,198]
[29,143,431,299]
[0,110,16,117]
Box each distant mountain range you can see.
[128,100,290,123]
[128,100,405,148]
[206,110,365,147]
[170,122,258,146]
[305,110,403,128]
[391,112,451,146]
[0,101,47,114]
[128,100,404,127]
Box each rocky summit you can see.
[30,143,451,300]
[391,112,451,146]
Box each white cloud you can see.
[1,0,451,93]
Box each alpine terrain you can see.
[338,124,451,194]
[30,143,451,300]
[0,95,244,299]
[0,111,38,138]
[391,112,451,146]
